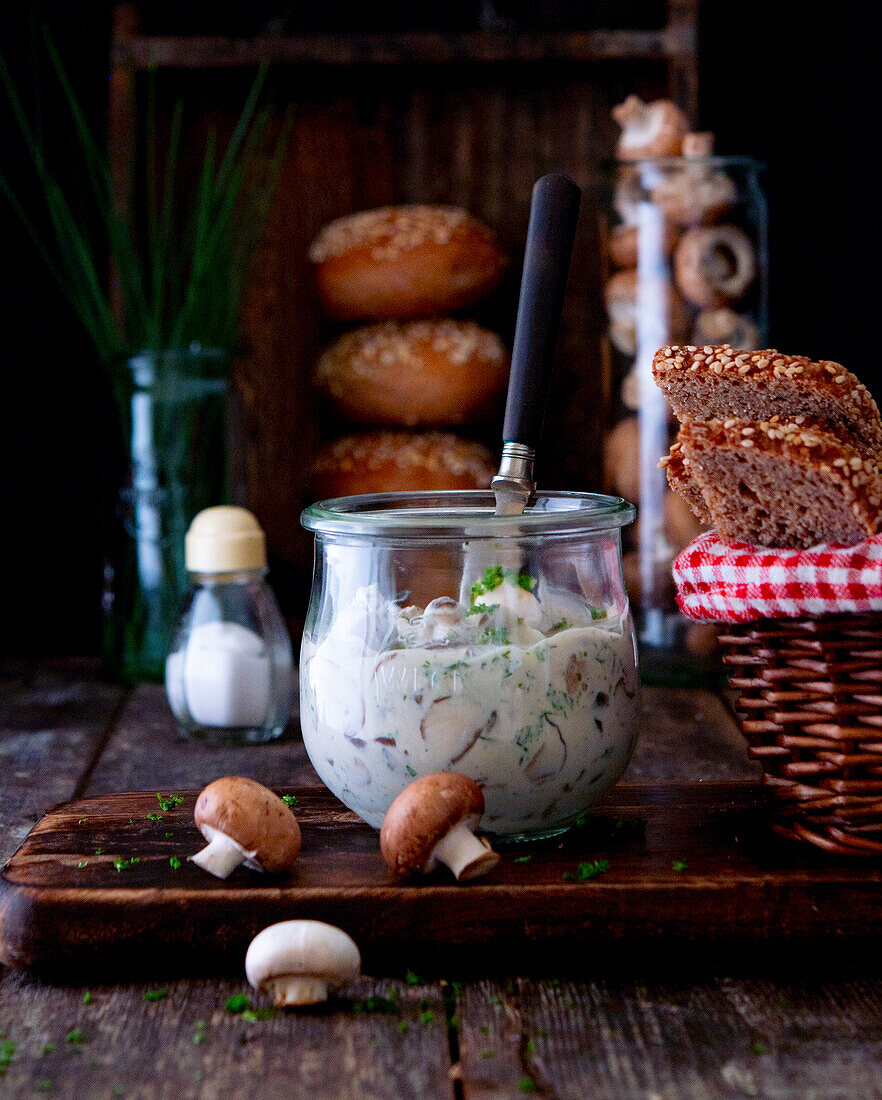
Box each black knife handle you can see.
[502,173,582,449]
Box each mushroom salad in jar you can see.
[300,491,639,841]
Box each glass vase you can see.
[102,347,232,683]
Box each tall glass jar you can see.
[601,153,768,683]
[102,347,232,683]
[300,490,639,841]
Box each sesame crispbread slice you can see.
[675,417,882,548]
[653,344,882,455]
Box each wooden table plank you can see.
[5,782,882,979]
[84,683,320,797]
[0,660,126,865]
[454,976,882,1098]
[624,686,759,783]
[4,661,876,1099]
[0,973,455,1099]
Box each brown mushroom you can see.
[613,96,688,160]
[380,773,499,882]
[190,776,301,879]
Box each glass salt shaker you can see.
[165,507,294,744]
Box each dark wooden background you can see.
[3,0,882,658]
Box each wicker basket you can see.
[719,613,882,856]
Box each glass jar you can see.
[601,154,768,683]
[300,490,639,841]
[166,508,294,744]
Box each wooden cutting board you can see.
[1,782,880,978]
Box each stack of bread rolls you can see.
[656,344,882,549]
[308,205,509,498]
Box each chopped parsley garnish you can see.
[525,1038,536,1056]
[76,860,88,870]
[751,1042,767,1056]
[169,856,182,871]
[142,989,168,1003]
[145,813,163,822]
[192,1020,208,1045]
[94,848,104,855]
[397,1021,410,1036]
[113,857,139,872]
[672,859,688,872]
[164,832,173,839]
[562,859,609,882]
[35,1080,52,1092]
[281,795,299,808]
[478,626,510,646]
[156,793,183,811]
[78,819,87,825]
[590,606,607,620]
[405,969,423,986]
[41,1045,55,1056]
[518,1078,536,1092]
[65,1028,88,1045]
[479,1025,490,1035]
[551,619,570,632]
[405,765,416,777]
[82,992,93,1005]
[0,1039,15,1075]
[241,1007,276,1022]
[225,994,250,1014]
[470,602,500,616]
[419,1010,435,1026]
[470,566,536,605]
[352,996,400,1015]
[514,855,532,864]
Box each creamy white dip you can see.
[300,574,639,837]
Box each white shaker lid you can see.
[185,507,267,572]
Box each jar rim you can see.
[301,490,635,538]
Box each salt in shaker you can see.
[165,507,293,744]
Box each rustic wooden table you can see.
[2,660,881,1099]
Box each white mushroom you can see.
[245,920,361,1007]
[380,772,499,881]
[190,777,301,879]
[422,596,466,641]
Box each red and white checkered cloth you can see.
[672,530,882,622]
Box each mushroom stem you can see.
[432,822,499,881]
[266,975,329,1007]
[190,831,247,878]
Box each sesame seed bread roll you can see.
[309,206,507,321]
[309,431,495,500]
[653,344,882,454]
[313,320,510,427]
[675,417,882,548]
